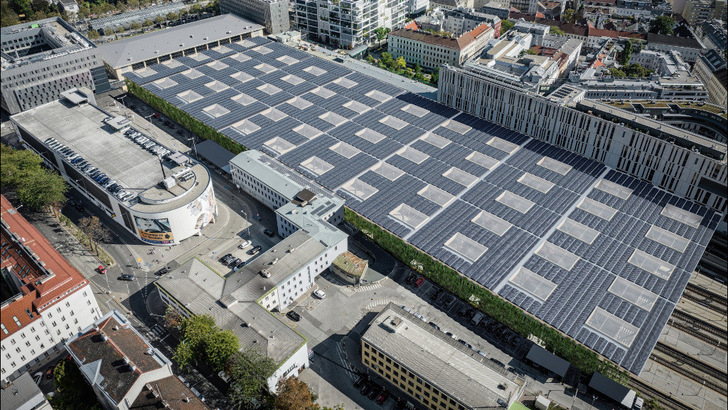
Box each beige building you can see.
[693,49,728,108]
[682,0,725,26]
[361,303,524,410]
[388,20,494,69]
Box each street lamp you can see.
[187,136,198,157]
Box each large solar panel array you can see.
[125,38,720,374]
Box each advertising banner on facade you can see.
[134,216,174,244]
[188,187,217,230]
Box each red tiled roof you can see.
[390,22,493,51]
[1,195,89,341]
[536,11,546,19]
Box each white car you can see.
[313,289,326,299]
[238,239,251,249]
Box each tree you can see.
[127,0,139,9]
[414,63,422,74]
[166,11,178,21]
[365,54,375,63]
[154,15,165,24]
[431,66,439,85]
[620,40,633,65]
[227,349,277,408]
[562,8,575,24]
[550,26,565,35]
[16,169,68,211]
[142,19,153,27]
[205,329,239,371]
[395,56,406,71]
[164,305,182,328]
[380,52,394,68]
[650,15,674,35]
[1,144,42,188]
[375,26,390,47]
[275,377,314,410]
[78,216,111,254]
[500,19,514,35]
[87,28,101,39]
[130,21,141,30]
[51,359,103,410]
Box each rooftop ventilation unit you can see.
[162,177,176,189]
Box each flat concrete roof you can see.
[98,14,263,69]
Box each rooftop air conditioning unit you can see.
[162,177,176,189]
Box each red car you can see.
[376,390,390,405]
[97,265,107,274]
[414,276,425,287]
[152,112,161,119]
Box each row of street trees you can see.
[1,144,68,211]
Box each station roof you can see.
[526,345,570,377]
[125,38,720,374]
[195,139,235,173]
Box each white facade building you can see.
[408,0,430,14]
[1,196,102,383]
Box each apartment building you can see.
[220,0,290,34]
[682,0,725,26]
[441,7,502,37]
[438,66,727,211]
[408,0,431,15]
[646,33,704,63]
[693,49,728,108]
[478,0,510,19]
[294,0,407,48]
[510,0,538,13]
[388,20,494,69]
[0,17,110,114]
[361,303,524,409]
[1,195,102,383]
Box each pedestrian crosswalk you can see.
[145,324,166,340]
[365,299,396,311]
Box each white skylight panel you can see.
[334,77,358,88]
[229,53,251,62]
[230,71,254,83]
[205,80,229,92]
[628,249,674,280]
[286,96,313,110]
[443,120,472,135]
[231,93,256,106]
[661,204,701,229]
[389,204,429,230]
[365,89,392,103]
[609,277,658,311]
[585,307,639,348]
[537,156,572,175]
[379,115,408,130]
[236,39,257,48]
[418,185,455,207]
[319,111,347,126]
[202,103,230,118]
[211,45,233,54]
[253,45,273,54]
[153,77,178,89]
[645,225,690,252]
[231,119,260,135]
[329,141,361,159]
[134,66,157,77]
[257,83,282,95]
[261,108,287,122]
[303,66,326,76]
[300,156,334,176]
[187,53,209,62]
[253,63,277,74]
[443,167,478,188]
[518,172,555,194]
[487,137,519,154]
[421,133,451,148]
[577,198,617,221]
[397,147,429,164]
[444,232,488,263]
[181,68,204,79]
[496,191,534,214]
[176,90,203,103]
[162,59,183,68]
[372,162,405,181]
[312,86,336,99]
[509,267,557,302]
[281,74,305,86]
[535,242,579,271]
[465,151,499,170]
[293,124,322,140]
[343,100,370,114]
[205,60,229,71]
[472,210,512,236]
[595,179,633,200]
[356,128,387,144]
[264,137,296,155]
[341,178,378,201]
[557,218,599,245]
[401,104,429,118]
[276,55,299,65]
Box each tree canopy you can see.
[500,20,514,35]
[275,377,314,410]
[650,15,674,35]
[227,348,277,408]
[1,144,68,211]
[173,314,238,371]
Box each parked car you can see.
[230,258,242,267]
[286,311,301,322]
[119,274,136,281]
[414,276,425,287]
[360,382,373,396]
[249,245,262,255]
[376,390,390,405]
[490,358,506,368]
[75,201,84,212]
[33,371,43,385]
[263,228,275,237]
[353,374,366,388]
[405,273,417,284]
[368,386,381,400]
[219,253,232,263]
[313,289,326,299]
[445,331,457,339]
[238,239,251,249]
[97,265,107,274]
[152,112,160,119]
[155,267,169,276]
[235,260,247,270]
[428,322,440,331]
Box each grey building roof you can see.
[195,139,236,172]
[647,33,703,49]
[589,372,636,407]
[525,345,570,377]
[0,372,48,410]
[98,14,263,69]
[362,304,520,408]
[155,258,306,364]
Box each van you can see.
[633,397,643,410]
[471,312,485,326]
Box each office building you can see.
[123,37,723,374]
[361,303,524,409]
[0,372,52,410]
[388,20,494,69]
[682,0,725,26]
[10,90,217,246]
[693,49,728,108]
[65,310,208,410]
[220,0,290,34]
[294,0,407,48]
[98,14,263,81]
[0,17,110,115]
[1,195,102,383]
